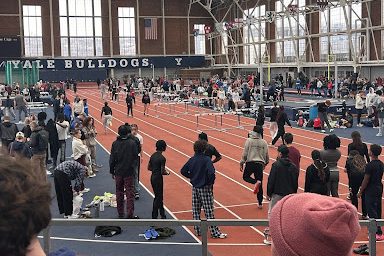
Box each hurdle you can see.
[153,100,191,117]
[27,102,49,115]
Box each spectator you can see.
[21,117,32,139]
[348,131,370,162]
[358,144,384,241]
[30,119,49,179]
[304,150,330,195]
[240,125,269,208]
[198,132,222,163]
[181,140,227,239]
[283,133,301,170]
[126,93,134,117]
[83,99,89,116]
[3,95,16,120]
[14,91,28,122]
[46,118,60,168]
[0,115,18,149]
[63,99,72,122]
[345,150,366,218]
[255,105,265,130]
[317,99,333,133]
[73,97,84,117]
[0,155,51,256]
[82,117,100,172]
[8,131,32,159]
[320,134,341,197]
[110,125,139,219]
[376,90,384,137]
[53,160,86,219]
[131,124,143,200]
[366,87,376,117]
[267,145,299,215]
[270,193,360,256]
[269,102,279,139]
[355,90,365,127]
[56,113,69,164]
[148,140,169,219]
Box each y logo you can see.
[175,58,182,66]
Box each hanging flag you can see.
[144,18,157,40]
[265,11,276,23]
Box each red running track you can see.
[68,89,384,256]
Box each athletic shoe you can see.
[357,124,364,127]
[263,239,272,245]
[135,193,140,200]
[353,244,369,254]
[88,173,96,178]
[81,188,90,193]
[376,133,382,137]
[253,181,261,194]
[373,126,380,129]
[212,233,227,239]
[321,130,326,133]
[64,214,79,219]
[329,129,334,133]
[258,204,263,209]
[376,234,384,241]
[46,170,52,176]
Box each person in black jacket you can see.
[255,105,265,137]
[317,99,333,133]
[0,115,18,149]
[181,140,227,239]
[46,119,60,168]
[347,131,370,162]
[304,150,330,195]
[126,94,134,117]
[267,145,299,216]
[271,106,292,145]
[345,150,366,217]
[148,140,168,219]
[110,125,139,219]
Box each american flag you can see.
[144,18,157,40]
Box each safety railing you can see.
[43,218,383,256]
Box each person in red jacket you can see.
[283,133,301,170]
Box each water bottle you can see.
[100,200,105,212]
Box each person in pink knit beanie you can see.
[270,193,360,256]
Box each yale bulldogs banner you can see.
[0,56,205,71]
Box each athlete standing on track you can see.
[271,106,292,146]
[131,124,143,200]
[198,132,222,164]
[142,91,150,116]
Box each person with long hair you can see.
[101,102,113,134]
[304,150,330,195]
[256,105,265,132]
[320,134,341,197]
[345,150,366,218]
[271,106,292,146]
[348,131,370,162]
[142,91,150,116]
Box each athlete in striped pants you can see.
[181,140,227,239]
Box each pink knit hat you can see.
[270,193,360,256]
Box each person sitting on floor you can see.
[339,110,354,128]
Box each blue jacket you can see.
[181,153,215,188]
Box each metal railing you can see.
[43,218,383,256]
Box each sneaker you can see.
[376,234,384,241]
[64,214,79,219]
[263,239,272,245]
[321,130,326,133]
[46,170,52,176]
[81,188,90,193]
[329,129,334,133]
[253,181,261,194]
[357,123,364,127]
[88,173,96,178]
[353,244,369,254]
[258,204,263,209]
[135,193,140,200]
[212,233,227,239]
[376,133,382,137]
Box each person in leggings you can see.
[320,134,341,197]
[148,140,168,219]
[240,125,269,208]
[271,106,292,146]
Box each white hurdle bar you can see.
[153,100,191,116]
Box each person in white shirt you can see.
[366,87,376,117]
[232,88,241,110]
[217,87,226,111]
[72,129,96,178]
[131,124,143,199]
[355,91,365,127]
[56,113,69,163]
[73,97,84,117]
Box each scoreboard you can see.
[0,36,21,58]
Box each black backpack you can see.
[37,130,49,151]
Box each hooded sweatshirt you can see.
[304,162,330,195]
[240,131,269,165]
[30,125,49,155]
[0,122,18,141]
[9,140,32,159]
[267,157,299,197]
